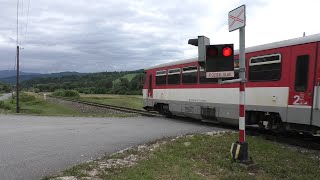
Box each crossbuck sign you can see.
[228,5,246,32]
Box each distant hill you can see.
[0,70,84,84]
[0,70,41,79]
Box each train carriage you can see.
[143,34,320,134]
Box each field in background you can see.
[0,92,135,117]
[80,94,144,110]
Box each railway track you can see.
[246,127,320,151]
[47,95,320,150]
[200,121,320,150]
[48,96,162,117]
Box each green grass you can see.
[80,94,144,110]
[113,73,137,84]
[0,92,135,117]
[50,132,320,180]
[0,92,82,116]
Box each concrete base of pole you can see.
[230,141,252,164]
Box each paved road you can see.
[0,115,224,180]
[0,93,11,101]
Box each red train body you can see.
[143,34,320,134]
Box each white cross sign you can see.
[228,5,246,32]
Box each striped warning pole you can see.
[239,82,245,142]
[229,4,250,163]
[230,25,249,163]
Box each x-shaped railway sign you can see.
[228,5,246,32]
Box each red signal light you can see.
[207,47,218,57]
[222,47,232,57]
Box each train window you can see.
[143,73,148,87]
[249,54,281,81]
[149,74,152,89]
[295,55,309,92]
[182,66,198,84]
[168,68,181,85]
[156,70,166,85]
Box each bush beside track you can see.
[52,89,80,98]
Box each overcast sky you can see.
[0,0,319,73]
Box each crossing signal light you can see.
[222,46,233,57]
[206,46,218,57]
[205,44,234,77]
[206,45,233,58]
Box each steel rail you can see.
[48,95,162,117]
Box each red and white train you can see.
[143,34,320,134]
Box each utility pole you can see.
[16,46,20,113]
[16,0,20,113]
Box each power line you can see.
[16,0,21,113]
[16,0,19,46]
[13,54,17,71]
[20,0,24,44]
[23,0,31,46]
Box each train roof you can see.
[145,33,320,70]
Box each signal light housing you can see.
[205,44,234,78]
[188,36,210,63]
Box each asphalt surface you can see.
[0,115,225,180]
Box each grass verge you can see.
[80,94,144,110]
[0,92,82,116]
[47,132,320,180]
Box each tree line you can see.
[0,81,12,93]
[22,70,145,95]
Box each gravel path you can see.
[0,114,225,180]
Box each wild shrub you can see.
[52,89,66,97]
[64,90,80,98]
[20,93,36,102]
[0,101,11,110]
[53,89,80,98]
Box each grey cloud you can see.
[0,0,267,73]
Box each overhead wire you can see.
[14,0,19,73]
[16,0,31,72]
[20,0,24,44]
[16,0,19,46]
[23,0,31,46]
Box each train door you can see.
[287,43,317,125]
[148,74,153,98]
[312,44,320,127]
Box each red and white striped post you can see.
[230,25,249,162]
[234,25,249,162]
[228,4,250,163]
[238,12,246,144]
[239,82,245,143]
